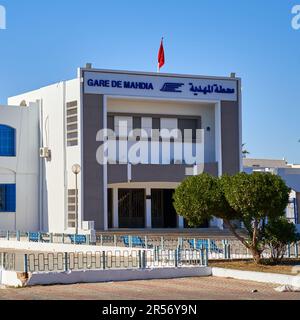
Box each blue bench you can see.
[68,234,87,245]
[188,239,223,254]
[28,232,49,243]
[121,236,151,248]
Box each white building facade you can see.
[244,158,300,231]
[0,67,242,233]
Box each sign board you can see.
[83,71,238,102]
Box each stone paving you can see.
[0,277,300,300]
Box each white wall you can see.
[8,79,81,233]
[0,103,39,231]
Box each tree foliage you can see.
[173,172,291,264]
[264,217,299,263]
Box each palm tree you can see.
[242,143,250,158]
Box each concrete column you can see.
[178,216,184,229]
[146,188,152,229]
[113,188,119,229]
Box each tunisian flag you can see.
[158,38,165,71]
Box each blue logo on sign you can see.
[160,83,184,93]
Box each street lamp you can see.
[72,164,81,235]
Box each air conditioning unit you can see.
[82,221,95,231]
[39,147,51,160]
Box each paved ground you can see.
[0,277,300,300]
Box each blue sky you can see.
[0,0,299,163]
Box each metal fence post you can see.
[87,234,90,245]
[174,249,178,268]
[6,231,9,241]
[100,235,103,246]
[222,240,227,259]
[208,239,211,254]
[102,251,106,270]
[114,235,117,247]
[142,250,147,269]
[295,242,299,258]
[64,252,68,272]
[161,237,164,250]
[205,248,209,266]
[16,231,20,242]
[24,254,28,273]
[138,251,142,269]
[145,236,148,249]
[200,246,205,266]
[193,238,197,250]
[227,244,231,260]
[287,244,291,258]
[177,246,181,266]
[178,237,183,248]
[62,233,65,244]
[157,247,161,263]
[129,235,133,248]
[50,233,53,243]
[38,232,41,243]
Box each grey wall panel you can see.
[108,164,128,184]
[132,165,187,182]
[203,163,218,176]
[82,94,105,230]
[221,101,240,175]
[127,163,218,183]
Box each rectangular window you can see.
[66,101,78,147]
[152,118,160,130]
[107,116,114,131]
[0,125,16,157]
[0,184,16,212]
[67,189,77,228]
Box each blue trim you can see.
[0,125,16,157]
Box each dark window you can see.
[107,116,114,131]
[0,125,16,157]
[152,118,161,130]
[0,185,16,212]
[151,189,177,228]
[133,117,141,130]
[118,189,145,228]
[108,189,113,229]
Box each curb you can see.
[211,267,300,286]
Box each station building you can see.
[244,158,300,231]
[0,66,242,234]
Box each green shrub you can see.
[264,217,299,264]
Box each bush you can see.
[264,217,299,264]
